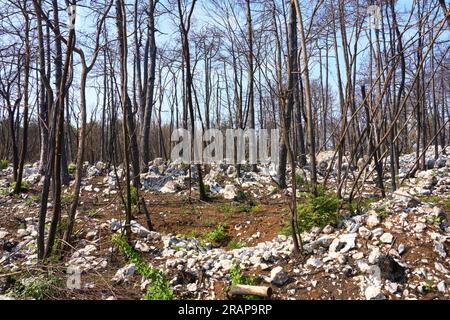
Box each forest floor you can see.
[0,149,449,300]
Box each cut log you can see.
[228,285,272,299]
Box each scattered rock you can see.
[365,285,386,300]
[221,185,237,200]
[270,266,289,286]
[322,225,334,234]
[414,223,427,233]
[306,257,323,268]
[434,241,447,259]
[112,264,136,284]
[0,230,8,239]
[368,247,381,264]
[380,233,394,244]
[437,281,446,293]
[358,227,371,239]
[187,283,197,292]
[371,228,384,238]
[329,233,357,253]
[366,212,380,228]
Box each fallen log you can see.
[228,285,272,299]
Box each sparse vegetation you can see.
[112,234,174,300]
[61,194,74,207]
[427,215,443,227]
[422,279,434,294]
[10,181,29,193]
[9,272,63,300]
[296,188,340,233]
[0,159,8,170]
[227,261,258,300]
[68,163,76,175]
[443,199,450,210]
[205,224,230,247]
[419,195,441,204]
[227,240,245,250]
[130,186,139,206]
[295,173,305,187]
[375,204,389,219]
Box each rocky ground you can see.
[0,147,449,300]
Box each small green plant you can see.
[228,261,258,300]
[443,198,450,210]
[24,198,35,206]
[422,279,434,294]
[205,224,229,247]
[172,244,185,252]
[235,189,248,203]
[179,230,202,239]
[31,194,41,203]
[130,186,139,206]
[61,194,74,207]
[0,159,8,170]
[419,195,441,204]
[68,163,77,175]
[180,208,191,216]
[427,215,443,227]
[375,204,389,219]
[229,261,256,286]
[279,219,292,236]
[249,203,262,214]
[87,208,100,218]
[348,197,379,216]
[227,240,245,250]
[295,174,305,186]
[10,272,63,300]
[10,181,29,193]
[218,203,235,214]
[204,184,211,196]
[56,216,69,240]
[112,234,174,300]
[296,188,340,233]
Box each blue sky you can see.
[70,0,448,125]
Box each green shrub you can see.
[422,279,434,294]
[130,186,139,206]
[419,195,440,204]
[295,174,305,186]
[235,189,248,203]
[279,219,293,236]
[0,159,8,170]
[427,215,443,227]
[68,163,76,175]
[112,234,174,300]
[10,272,63,300]
[204,184,211,196]
[205,224,229,247]
[296,188,340,233]
[228,261,258,300]
[61,194,74,207]
[218,203,235,214]
[218,198,261,216]
[444,199,450,210]
[10,181,29,193]
[249,203,262,214]
[87,208,100,218]
[227,240,245,250]
[375,204,389,219]
[229,261,256,286]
